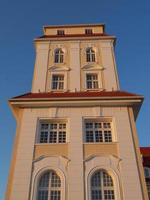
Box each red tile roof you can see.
[11,91,143,100]
[140,147,150,157]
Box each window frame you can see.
[86,47,96,63]
[54,48,64,63]
[84,118,115,144]
[51,74,65,91]
[90,170,115,200]
[37,170,61,200]
[57,30,65,36]
[86,73,99,90]
[85,29,93,35]
[36,119,68,144]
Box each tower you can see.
[6,24,148,200]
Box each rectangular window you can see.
[147,182,150,199]
[85,120,113,143]
[52,75,64,90]
[85,29,93,35]
[57,30,65,35]
[86,74,99,89]
[39,122,67,144]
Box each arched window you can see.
[144,167,150,178]
[37,170,61,200]
[54,48,64,63]
[86,48,96,62]
[91,170,115,200]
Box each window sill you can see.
[35,143,68,145]
[83,142,118,145]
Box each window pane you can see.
[51,172,61,187]
[86,131,94,142]
[91,190,102,200]
[40,132,48,143]
[58,131,66,143]
[41,124,49,130]
[39,172,49,187]
[104,190,115,200]
[38,191,48,200]
[91,171,101,187]
[49,131,57,143]
[50,191,61,200]
[104,131,112,142]
[103,171,113,187]
[95,131,103,142]
[86,123,93,129]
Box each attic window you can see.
[57,30,65,35]
[85,29,93,35]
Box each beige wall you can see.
[44,26,104,35]
[32,39,119,93]
[6,105,147,200]
[34,144,68,159]
[84,143,118,158]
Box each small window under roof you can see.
[85,29,93,35]
[57,30,65,35]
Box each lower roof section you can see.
[11,90,143,100]
[9,90,144,120]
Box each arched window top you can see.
[91,169,115,200]
[86,47,96,62]
[144,167,150,178]
[38,170,61,200]
[54,48,64,63]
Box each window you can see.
[39,122,67,143]
[86,74,99,89]
[52,75,64,90]
[37,170,61,200]
[54,48,64,63]
[85,29,93,35]
[146,182,150,200]
[86,47,95,62]
[91,170,115,200]
[57,30,65,36]
[85,121,112,143]
[144,167,150,178]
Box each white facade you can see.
[6,24,148,200]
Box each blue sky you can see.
[0,0,150,199]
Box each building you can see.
[141,147,150,199]
[6,24,149,200]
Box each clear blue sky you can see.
[0,0,150,199]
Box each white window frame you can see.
[54,48,64,63]
[84,71,102,91]
[91,170,115,200]
[84,118,116,143]
[86,73,99,90]
[51,74,65,91]
[36,119,68,144]
[37,170,61,200]
[86,47,96,63]
[50,72,67,91]
[31,166,66,200]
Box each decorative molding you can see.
[48,65,70,71]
